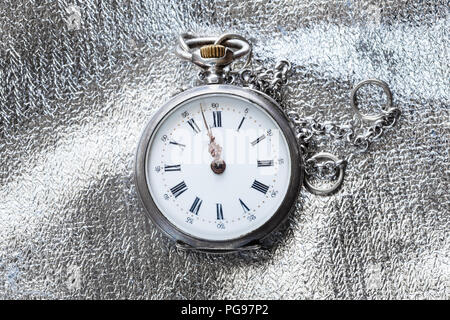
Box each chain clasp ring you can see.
[350,79,393,123]
[304,152,346,195]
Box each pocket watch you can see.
[135,33,400,253]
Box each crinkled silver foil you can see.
[0,0,448,299]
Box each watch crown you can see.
[200,44,226,58]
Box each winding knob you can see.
[200,44,226,58]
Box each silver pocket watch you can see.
[135,33,400,253]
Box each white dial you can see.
[145,93,291,241]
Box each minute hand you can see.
[200,105,222,161]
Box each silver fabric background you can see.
[0,0,448,299]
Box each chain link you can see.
[289,108,400,179]
[231,61,401,183]
[233,60,291,103]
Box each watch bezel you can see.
[135,84,303,252]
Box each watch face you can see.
[142,91,293,242]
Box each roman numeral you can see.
[239,198,250,213]
[257,160,274,167]
[164,164,181,172]
[189,197,202,215]
[216,203,224,220]
[170,181,188,198]
[237,117,245,131]
[187,119,200,134]
[251,180,269,194]
[251,134,266,146]
[169,140,186,148]
[213,111,222,127]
